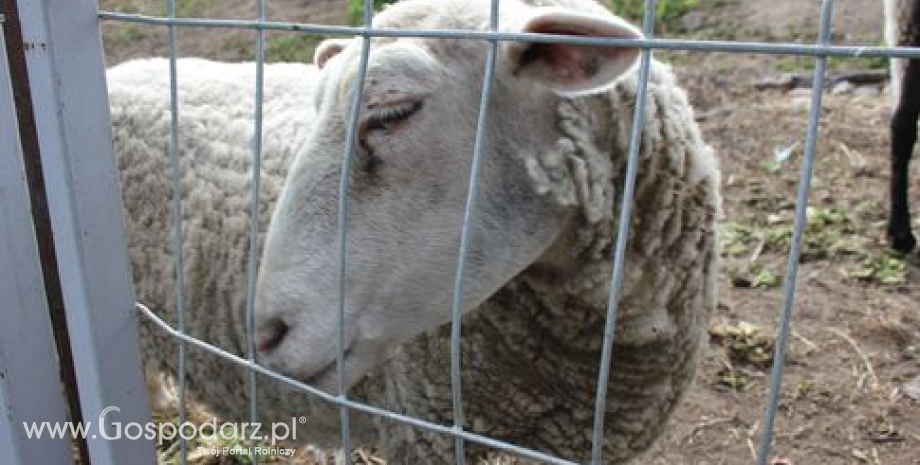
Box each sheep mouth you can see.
[303,346,355,389]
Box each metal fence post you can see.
[13,0,155,463]
[0,22,75,465]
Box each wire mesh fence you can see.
[3,0,919,464]
[85,0,920,463]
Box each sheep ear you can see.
[504,9,643,94]
[314,39,352,70]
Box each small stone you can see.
[851,449,869,462]
[790,95,811,110]
[831,80,855,95]
[901,375,920,401]
[853,85,882,97]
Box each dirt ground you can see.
[649,1,920,463]
[97,0,919,463]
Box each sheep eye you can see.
[365,101,422,133]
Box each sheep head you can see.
[254,0,642,391]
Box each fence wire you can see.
[334,0,373,461]
[163,0,187,463]
[755,1,835,463]
[96,0,905,463]
[245,0,267,463]
[448,0,501,462]
[589,1,656,463]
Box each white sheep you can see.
[109,58,375,444]
[111,0,720,462]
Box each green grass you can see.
[176,0,217,18]
[710,320,774,391]
[610,0,699,33]
[775,54,889,73]
[847,252,908,284]
[104,0,217,16]
[720,202,907,286]
[266,34,327,63]
[773,36,888,72]
[720,206,861,263]
[104,23,147,51]
[348,0,399,25]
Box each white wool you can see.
[113,0,720,463]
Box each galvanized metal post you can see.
[0,22,75,465]
[14,0,156,463]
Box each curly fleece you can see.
[109,1,719,462]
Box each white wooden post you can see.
[0,21,75,465]
[12,0,156,462]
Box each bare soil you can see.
[97,0,920,463]
[654,75,920,465]
[650,1,920,464]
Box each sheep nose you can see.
[255,318,290,354]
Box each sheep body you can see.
[367,49,718,464]
[109,59,380,444]
[111,0,719,462]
